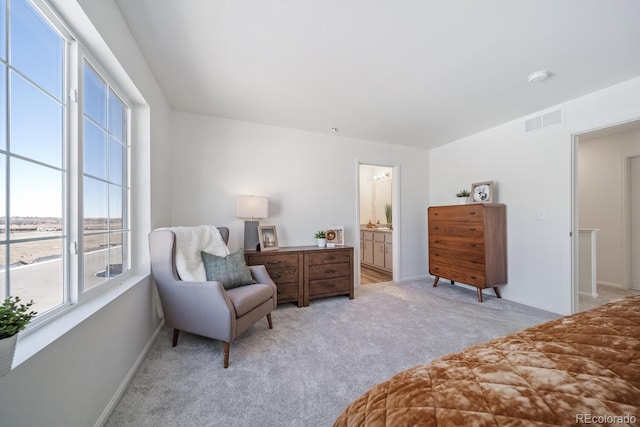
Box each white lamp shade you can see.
[236,195,268,219]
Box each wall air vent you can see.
[525,109,563,133]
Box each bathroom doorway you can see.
[357,163,398,285]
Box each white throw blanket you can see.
[160,225,230,281]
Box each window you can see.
[0,0,131,324]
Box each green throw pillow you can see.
[201,249,256,290]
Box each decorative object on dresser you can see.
[258,225,279,251]
[236,195,269,250]
[455,189,470,204]
[246,246,354,307]
[314,230,327,248]
[470,181,493,203]
[326,225,344,247]
[428,203,507,302]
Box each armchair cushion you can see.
[201,249,256,290]
[226,284,274,316]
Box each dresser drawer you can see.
[247,253,299,268]
[429,247,485,271]
[429,222,484,238]
[275,282,298,301]
[429,263,486,287]
[429,235,485,252]
[307,250,351,265]
[309,277,351,295]
[308,262,351,280]
[264,267,299,285]
[429,205,485,222]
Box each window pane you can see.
[0,245,5,297]
[108,231,123,278]
[84,119,107,179]
[10,158,62,240]
[109,137,123,185]
[109,185,123,230]
[109,89,125,141]
[10,0,63,100]
[0,154,5,240]
[10,72,63,168]
[0,0,6,61]
[83,62,107,127]
[0,66,5,151]
[10,238,64,314]
[84,177,107,232]
[83,233,107,290]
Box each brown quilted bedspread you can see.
[334,295,640,426]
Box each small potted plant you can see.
[315,230,327,247]
[456,189,470,204]
[0,296,37,376]
[384,203,392,227]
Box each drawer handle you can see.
[470,275,477,279]
[469,228,476,231]
[434,240,441,243]
[434,267,440,272]
[270,274,282,279]
[469,211,476,215]
[325,269,336,274]
[469,243,476,247]
[434,226,439,230]
[267,260,282,265]
[325,255,336,260]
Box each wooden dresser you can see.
[245,246,353,307]
[428,203,507,302]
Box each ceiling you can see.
[114,0,640,150]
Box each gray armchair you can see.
[148,227,277,368]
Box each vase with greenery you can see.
[456,189,470,204]
[0,296,37,376]
[384,203,392,226]
[314,230,327,248]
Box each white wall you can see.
[578,128,640,288]
[0,1,171,426]
[430,76,640,315]
[170,112,430,280]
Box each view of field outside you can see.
[0,216,125,314]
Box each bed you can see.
[334,295,640,426]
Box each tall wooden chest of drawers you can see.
[245,246,353,307]
[428,203,507,302]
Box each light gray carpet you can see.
[105,280,558,427]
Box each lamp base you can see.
[244,220,260,250]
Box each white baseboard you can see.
[579,291,598,298]
[597,281,623,289]
[94,320,165,427]
[399,274,430,282]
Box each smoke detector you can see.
[527,70,551,83]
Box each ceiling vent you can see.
[525,109,562,133]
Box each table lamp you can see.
[236,195,268,250]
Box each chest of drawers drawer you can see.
[245,251,303,306]
[429,222,485,238]
[428,205,485,223]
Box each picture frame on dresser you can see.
[326,226,344,246]
[258,225,279,251]
[471,181,493,203]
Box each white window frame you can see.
[2,0,133,332]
